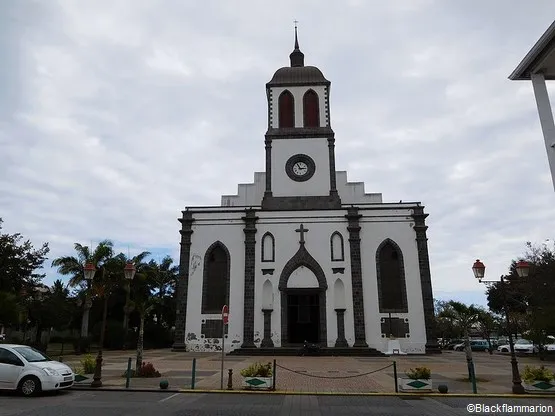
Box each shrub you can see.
[523,365,554,383]
[136,362,161,378]
[240,362,272,378]
[80,354,97,374]
[405,367,431,380]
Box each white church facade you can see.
[173,32,440,355]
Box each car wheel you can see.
[18,376,42,397]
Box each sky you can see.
[1,0,555,308]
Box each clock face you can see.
[285,154,315,182]
[292,162,308,176]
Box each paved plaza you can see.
[57,348,555,394]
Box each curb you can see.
[70,386,555,398]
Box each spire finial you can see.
[294,19,299,49]
[290,19,304,67]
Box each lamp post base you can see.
[90,351,103,388]
[512,383,525,394]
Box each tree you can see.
[111,251,151,331]
[438,301,481,378]
[52,240,114,338]
[434,299,463,342]
[145,256,178,326]
[0,218,49,294]
[475,307,501,354]
[126,268,157,371]
[0,291,20,327]
[486,242,555,341]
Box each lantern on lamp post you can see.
[472,259,528,394]
[515,260,530,278]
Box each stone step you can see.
[228,347,387,357]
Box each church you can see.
[172,30,440,355]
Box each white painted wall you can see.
[358,214,427,354]
[221,172,265,207]
[271,138,330,196]
[220,171,384,206]
[184,212,245,353]
[287,266,319,288]
[254,210,352,348]
[182,206,428,354]
[335,172,383,203]
[269,86,328,129]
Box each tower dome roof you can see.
[267,66,330,87]
[267,25,330,87]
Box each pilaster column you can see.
[412,205,441,354]
[264,139,272,197]
[328,137,338,197]
[261,309,274,348]
[241,209,258,348]
[345,207,368,347]
[334,308,348,348]
[172,210,194,351]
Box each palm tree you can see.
[133,297,157,373]
[111,251,151,331]
[438,301,481,379]
[124,268,157,372]
[145,256,178,325]
[476,308,501,355]
[51,240,114,338]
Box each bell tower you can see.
[261,25,341,210]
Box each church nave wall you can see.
[358,216,427,354]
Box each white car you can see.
[0,344,74,396]
[497,339,539,354]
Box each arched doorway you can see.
[279,246,328,345]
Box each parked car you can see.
[497,339,539,354]
[454,340,492,352]
[0,344,74,396]
[444,339,464,350]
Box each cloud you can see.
[2,0,555,304]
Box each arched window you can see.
[376,239,408,313]
[261,232,275,262]
[330,231,344,261]
[201,242,230,314]
[278,90,294,128]
[303,89,319,127]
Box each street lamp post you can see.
[122,262,137,348]
[81,262,96,339]
[472,259,530,394]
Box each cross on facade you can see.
[295,223,309,244]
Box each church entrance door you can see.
[287,290,320,343]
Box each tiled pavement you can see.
[62,349,555,394]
